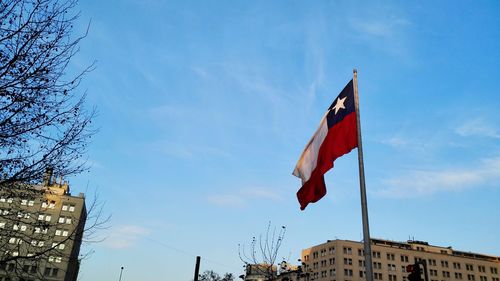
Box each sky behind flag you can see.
[63,1,500,280]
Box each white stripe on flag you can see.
[293,114,329,184]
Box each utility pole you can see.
[194,256,201,281]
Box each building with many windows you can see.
[301,238,500,281]
[0,170,87,281]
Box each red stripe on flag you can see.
[297,112,358,210]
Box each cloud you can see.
[456,119,500,139]
[351,17,409,38]
[207,187,283,208]
[103,225,150,249]
[207,195,246,208]
[376,157,500,198]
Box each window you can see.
[69,205,75,212]
[468,274,476,281]
[479,276,488,281]
[374,273,383,280]
[389,274,397,281]
[373,262,382,269]
[358,249,364,256]
[44,267,51,276]
[441,261,449,268]
[344,258,352,265]
[8,237,19,244]
[344,269,353,276]
[343,247,352,255]
[388,264,396,271]
[21,199,27,205]
[62,204,68,211]
[28,200,34,206]
[330,258,335,265]
[55,257,62,263]
[48,202,55,209]
[387,253,395,260]
[430,269,438,276]
[20,225,27,232]
[329,247,335,255]
[55,230,62,236]
[359,260,365,267]
[401,255,409,262]
[428,259,437,266]
[454,262,462,270]
[373,251,381,259]
[62,230,69,236]
[491,267,498,274]
[455,273,463,279]
[58,217,65,223]
[0,222,5,228]
[34,227,46,234]
[12,224,19,230]
[442,271,450,278]
[479,266,486,273]
[330,268,336,277]
[467,264,474,271]
[42,202,48,208]
[45,215,51,222]
[52,268,59,277]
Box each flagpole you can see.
[353,69,374,281]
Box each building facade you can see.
[0,171,87,281]
[301,239,500,281]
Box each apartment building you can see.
[0,171,87,281]
[301,238,500,281]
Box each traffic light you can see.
[407,263,422,281]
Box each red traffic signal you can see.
[407,263,422,281]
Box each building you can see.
[0,170,87,281]
[245,264,278,281]
[301,238,500,281]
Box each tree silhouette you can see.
[0,0,103,280]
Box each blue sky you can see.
[65,1,500,280]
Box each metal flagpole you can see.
[353,69,374,281]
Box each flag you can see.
[293,80,358,210]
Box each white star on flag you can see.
[332,96,347,114]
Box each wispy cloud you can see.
[103,225,150,249]
[207,187,283,208]
[350,17,409,38]
[349,14,412,59]
[456,119,500,139]
[207,194,246,208]
[376,157,500,198]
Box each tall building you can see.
[0,170,87,281]
[301,238,500,281]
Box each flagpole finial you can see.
[353,68,357,74]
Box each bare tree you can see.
[238,222,286,281]
[0,0,103,280]
[0,0,95,187]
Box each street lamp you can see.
[118,266,124,281]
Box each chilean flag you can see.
[293,80,358,210]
